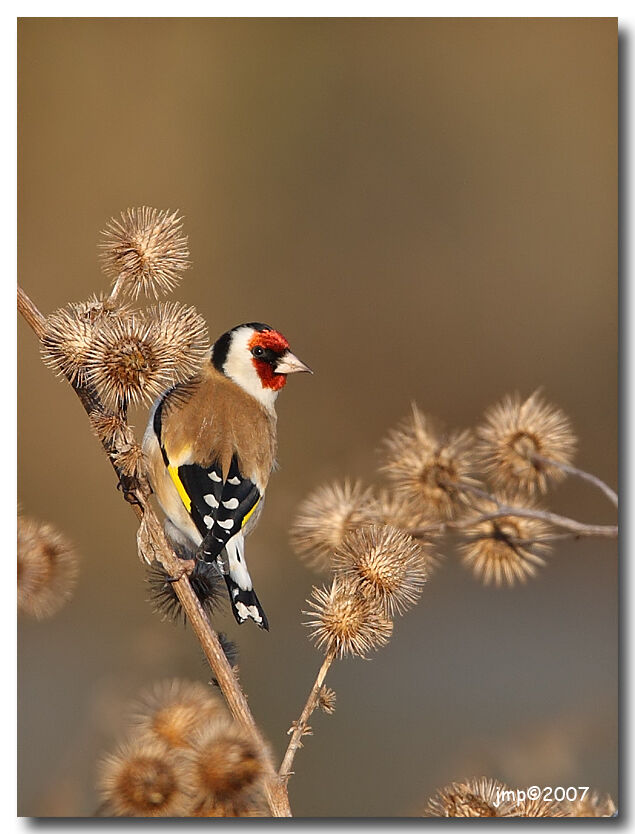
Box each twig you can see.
[17,285,46,338]
[531,453,618,509]
[410,508,618,541]
[408,476,618,541]
[17,284,291,817]
[279,650,336,781]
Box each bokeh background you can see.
[17,18,617,817]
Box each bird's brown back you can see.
[160,364,278,485]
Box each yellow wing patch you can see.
[242,497,260,528]
[168,465,192,513]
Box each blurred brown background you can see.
[17,18,617,817]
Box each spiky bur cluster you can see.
[304,575,394,659]
[17,514,80,619]
[290,480,380,571]
[332,525,427,616]
[380,405,478,522]
[424,778,615,818]
[458,496,551,587]
[97,679,267,817]
[477,390,576,496]
[84,304,208,410]
[131,679,226,749]
[99,207,190,300]
[317,686,337,714]
[38,209,212,606]
[98,737,194,817]
[184,721,266,816]
[559,791,617,817]
[41,209,208,414]
[40,296,130,386]
[291,391,601,589]
[146,559,227,625]
[425,777,514,817]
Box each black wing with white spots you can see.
[176,456,261,562]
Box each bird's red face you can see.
[212,322,312,404]
[248,329,311,390]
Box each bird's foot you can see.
[165,559,196,583]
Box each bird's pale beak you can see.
[275,351,313,375]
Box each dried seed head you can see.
[458,496,551,587]
[192,789,269,817]
[332,525,427,616]
[112,443,146,479]
[149,302,209,380]
[425,777,515,817]
[17,516,80,619]
[90,412,134,450]
[380,405,477,521]
[317,686,337,715]
[41,296,132,385]
[86,313,175,408]
[477,390,576,496]
[290,480,380,571]
[559,791,616,817]
[132,679,226,750]
[100,207,190,299]
[98,737,193,817]
[513,797,567,817]
[185,720,265,810]
[146,559,226,624]
[304,575,393,658]
[375,489,445,573]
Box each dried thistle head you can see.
[304,575,393,658]
[146,559,226,624]
[332,525,427,616]
[289,480,380,571]
[458,496,551,587]
[317,686,337,715]
[375,489,445,573]
[112,442,146,479]
[90,412,134,450]
[85,313,175,409]
[149,302,209,379]
[40,297,129,385]
[380,405,477,521]
[17,516,79,619]
[132,679,226,750]
[184,720,265,811]
[97,736,193,817]
[559,791,616,817]
[513,797,567,817]
[99,207,190,300]
[477,390,576,496]
[425,777,515,817]
[192,789,269,817]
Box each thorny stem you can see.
[531,453,619,509]
[17,284,292,818]
[279,650,336,781]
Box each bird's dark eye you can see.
[252,346,265,358]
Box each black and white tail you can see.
[224,575,269,630]
[214,531,268,630]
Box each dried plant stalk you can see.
[17,284,291,818]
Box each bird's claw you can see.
[165,559,197,583]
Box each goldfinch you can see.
[143,322,311,630]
